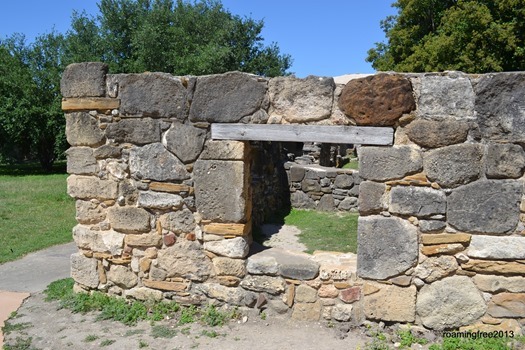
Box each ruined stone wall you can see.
[61,62,525,332]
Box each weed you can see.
[260,311,267,320]
[397,328,428,348]
[139,339,149,348]
[83,334,99,342]
[200,304,228,327]
[3,336,34,350]
[364,330,390,350]
[44,278,74,302]
[181,327,191,335]
[179,305,197,325]
[124,329,146,336]
[201,329,222,338]
[100,339,116,347]
[149,300,180,321]
[151,325,179,339]
[2,322,32,335]
[429,335,524,350]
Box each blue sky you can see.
[0,0,397,77]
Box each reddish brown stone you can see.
[163,232,177,246]
[338,74,415,126]
[339,286,361,304]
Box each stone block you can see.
[421,233,471,245]
[149,182,191,193]
[358,181,386,215]
[159,209,196,235]
[332,304,353,322]
[65,112,105,147]
[93,145,121,159]
[290,191,315,209]
[62,97,119,111]
[240,275,286,294]
[269,76,334,123]
[156,240,213,282]
[291,301,322,321]
[67,175,118,200]
[198,283,250,306]
[461,259,525,275]
[204,237,250,258]
[389,186,446,217]
[406,118,470,148]
[295,284,317,303]
[417,276,486,330]
[107,206,150,233]
[71,253,99,288]
[129,143,189,182]
[66,147,97,175]
[202,222,249,236]
[194,160,248,222]
[317,194,335,211]
[163,122,206,163]
[359,146,422,181]
[417,74,475,117]
[289,166,306,182]
[418,220,446,233]
[357,216,418,280]
[118,72,188,119]
[473,275,525,293]
[107,265,138,289]
[447,180,522,234]
[423,144,483,188]
[421,243,464,256]
[124,287,163,301]
[318,284,339,298]
[212,257,246,277]
[486,143,525,179]
[338,197,358,210]
[414,256,458,283]
[338,73,415,126]
[334,174,354,189]
[61,62,107,98]
[468,235,525,259]
[137,191,183,209]
[246,254,279,275]
[75,200,106,224]
[340,287,361,304]
[142,280,188,292]
[364,283,416,322]
[124,233,162,247]
[200,140,249,160]
[190,72,266,123]
[105,118,161,145]
[73,225,124,255]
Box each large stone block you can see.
[416,74,475,117]
[117,73,188,119]
[73,225,124,255]
[189,72,267,123]
[447,180,522,234]
[475,73,525,143]
[204,237,250,258]
[461,259,525,275]
[66,147,98,175]
[487,293,525,318]
[163,122,206,163]
[338,74,415,126]
[389,186,446,217]
[107,206,150,233]
[406,118,470,148]
[473,275,525,293]
[240,275,286,294]
[212,257,246,278]
[364,283,416,322]
[71,253,99,288]
[423,144,483,188]
[200,140,249,161]
[417,276,486,330]
[358,181,386,215]
[105,118,161,145]
[65,112,105,147]
[268,75,334,123]
[61,62,108,98]
[414,256,458,283]
[357,216,418,280]
[292,301,322,321]
[359,146,422,181]
[198,283,251,306]
[159,209,196,235]
[67,175,118,200]
[137,191,183,209]
[194,160,248,222]
[129,143,189,181]
[468,235,525,259]
[156,240,213,282]
[486,143,525,179]
[107,265,137,289]
[75,200,106,224]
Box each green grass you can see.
[277,209,358,253]
[342,158,359,170]
[429,336,525,350]
[0,162,75,264]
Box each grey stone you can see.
[204,237,250,258]
[423,144,483,188]
[107,206,150,233]
[290,191,315,209]
[468,235,525,259]
[419,220,446,233]
[246,254,279,275]
[417,276,486,330]
[163,122,206,163]
[156,240,213,282]
[159,209,196,235]
[118,73,188,119]
[359,146,422,181]
[358,181,385,215]
[295,285,318,303]
[447,180,522,234]
[334,174,354,189]
[71,253,99,288]
[73,225,124,255]
[417,74,475,117]
[107,265,138,289]
[200,140,248,161]
[269,76,334,123]
[65,112,105,147]
[249,248,319,280]
[338,197,358,210]
[190,72,267,123]
[475,73,525,143]
[66,147,97,175]
[332,304,353,322]
[125,287,163,301]
[105,118,161,145]
[486,143,525,179]
[129,143,190,182]
[198,283,248,306]
[317,194,335,211]
[67,175,118,200]
[357,216,418,280]
[137,191,183,209]
[406,118,470,148]
[194,160,248,222]
[301,179,321,192]
[75,200,106,224]
[93,145,121,159]
[389,186,446,218]
[414,256,458,283]
[61,62,107,97]
[289,166,306,182]
[240,275,286,295]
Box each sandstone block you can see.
[364,283,416,322]
[149,182,191,193]
[62,97,119,111]
[332,304,353,322]
[486,143,525,179]
[357,216,418,280]
[269,76,334,123]
[156,240,213,282]
[240,275,286,294]
[358,181,386,215]
[468,235,525,259]
[212,257,246,278]
[417,74,475,117]
[423,144,483,188]
[295,284,317,303]
[200,140,249,161]
[338,74,415,126]
[198,283,250,306]
[75,200,106,224]
[137,191,183,209]
[66,147,98,175]
[461,259,525,275]
[417,276,486,330]
[414,255,458,283]
[107,265,137,289]
[389,186,446,217]
[107,206,150,233]
[421,233,471,245]
[124,287,163,301]
[65,112,105,147]
[473,275,525,293]
[204,237,249,258]
[292,301,322,321]
[71,253,99,288]
[163,122,206,163]
[359,146,422,181]
[67,175,118,200]
[129,143,189,181]
[318,284,339,298]
[406,118,469,148]
[488,293,525,318]
[202,223,249,236]
[105,118,161,145]
[447,180,522,234]
[125,233,162,247]
[73,225,124,255]
[142,280,188,292]
[246,254,279,275]
[61,62,107,98]
[421,243,464,256]
[190,72,266,123]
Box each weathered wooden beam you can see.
[211,123,393,145]
[62,97,120,111]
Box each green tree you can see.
[367,0,525,72]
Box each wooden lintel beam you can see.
[211,123,393,145]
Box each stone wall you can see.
[61,63,525,332]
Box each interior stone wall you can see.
[61,62,525,332]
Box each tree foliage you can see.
[367,0,525,72]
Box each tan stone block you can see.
[461,259,525,275]
[488,293,525,318]
[144,247,158,259]
[421,233,471,245]
[421,243,465,256]
[108,257,132,265]
[200,140,249,160]
[62,97,120,111]
[212,257,246,278]
[460,319,523,335]
[473,275,525,293]
[98,260,107,284]
[291,301,322,321]
[364,283,416,322]
[142,279,188,291]
[295,284,318,303]
[334,282,351,289]
[149,182,192,193]
[390,275,412,287]
[363,282,381,295]
[217,276,241,287]
[139,258,151,272]
[481,315,503,325]
[318,284,339,298]
[286,284,295,308]
[125,233,162,247]
[92,252,112,259]
[285,279,301,285]
[203,222,250,236]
